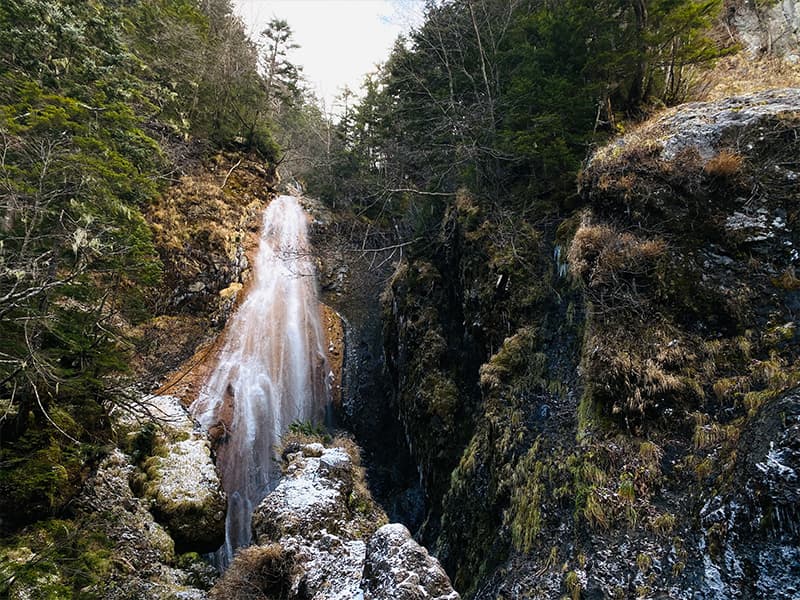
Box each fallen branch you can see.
[356,239,421,253]
[385,188,456,196]
[221,158,243,189]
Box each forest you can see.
[2,0,799,598]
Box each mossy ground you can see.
[0,519,114,599]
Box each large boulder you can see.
[362,524,460,600]
[249,442,376,600]
[114,395,227,552]
[72,450,214,599]
[140,396,226,552]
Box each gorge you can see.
[1,0,799,598]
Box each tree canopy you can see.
[0,0,289,524]
[302,0,730,213]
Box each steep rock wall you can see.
[382,89,800,598]
[133,153,277,392]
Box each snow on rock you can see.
[75,450,176,569]
[695,388,800,598]
[362,524,460,600]
[72,450,212,599]
[110,392,194,438]
[252,444,355,543]
[113,394,226,552]
[250,443,370,600]
[225,442,460,600]
[143,435,226,552]
[591,88,800,166]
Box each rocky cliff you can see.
[0,395,223,599]
[377,88,800,598]
[133,152,277,394]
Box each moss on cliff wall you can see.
[381,90,800,598]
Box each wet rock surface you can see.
[306,197,421,529]
[696,388,800,599]
[379,88,800,599]
[72,451,213,599]
[363,524,461,600]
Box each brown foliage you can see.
[703,149,743,177]
[209,544,294,600]
[568,220,667,292]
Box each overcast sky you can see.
[233,0,424,112]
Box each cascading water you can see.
[190,195,330,568]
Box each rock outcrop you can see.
[251,442,371,600]
[146,154,273,317]
[729,0,800,62]
[378,87,800,599]
[73,451,215,599]
[213,441,459,600]
[1,393,226,600]
[697,388,800,599]
[114,394,227,552]
[362,524,461,600]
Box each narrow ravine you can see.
[190,194,330,568]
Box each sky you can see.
[233,0,424,112]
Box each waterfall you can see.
[190,194,330,568]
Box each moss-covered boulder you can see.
[114,395,226,552]
[68,451,213,599]
[143,435,227,553]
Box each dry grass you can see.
[568,220,667,291]
[703,149,744,177]
[649,512,676,536]
[691,412,741,449]
[209,544,293,600]
[638,441,663,466]
[584,488,609,530]
[698,54,800,102]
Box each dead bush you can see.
[209,544,294,600]
[703,149,743,178]
[568,220,667,292]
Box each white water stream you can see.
[190,195,330,568]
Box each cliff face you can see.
[133,153,277,393]
[380,88,800,598]
[729,0,800,61]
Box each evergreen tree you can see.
[260,18,303,116]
